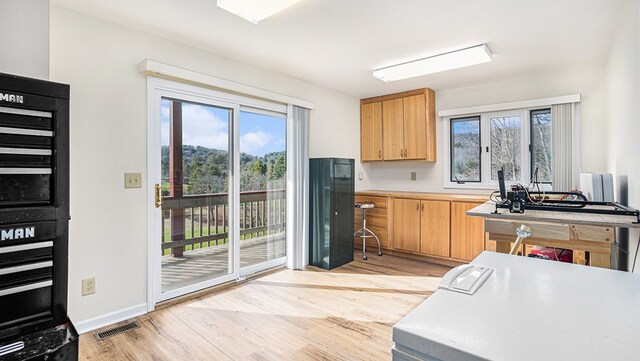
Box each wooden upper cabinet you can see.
[403,94,427,160]
[360,102,383,161]
[360,88,436,162]
[393,198,421,252]
[382,98,404,160]
[420,200,451,258]
[450,202,486,261]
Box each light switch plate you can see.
[124,172,142,189]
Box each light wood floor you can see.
[79,255,451,361]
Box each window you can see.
[530,109,552,183]
[450,117,481,182]
[445,108,552,188]
[490,114,521,182]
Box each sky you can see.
[161,98,286,156]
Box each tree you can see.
[240,171,266,191]
[250,160,267,175]
[490,117,521,181]
[267,154,286,181]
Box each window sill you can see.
[444,183,553,192]
[443,183,498,191]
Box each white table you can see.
[392,251,640,361]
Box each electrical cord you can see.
[614,241,629,255]
[490,190,501,204]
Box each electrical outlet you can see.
[410,172,417,181]
[82,277,96,296]
[124,172,142,189]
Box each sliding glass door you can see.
[157,96,237,300]
[149,80,288,304]
[238,110,287,273]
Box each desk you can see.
[467,201,640,268]
[392,252,640,361]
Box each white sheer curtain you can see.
[286,105,310,269]
[551,103,580,190]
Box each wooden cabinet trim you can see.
[356,191,489,204]
[425,89,436,161]
[361,88,430,104]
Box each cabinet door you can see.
[450,202,485,261]
[420,200,450,257]
[382,98,404,160]
[360,102,383,161]
[393,198,421,252]
[403,94,427,160]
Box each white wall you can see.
[605,0,640,272]
[359,66,607,194]
[0,0,50,79]
[49,6,359,326]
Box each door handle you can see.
[154,183,164,208]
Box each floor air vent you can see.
[94,321,140,341]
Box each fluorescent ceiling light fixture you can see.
[217,0,303,24]
[373,44,493,82]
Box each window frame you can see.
[443,106,552,190]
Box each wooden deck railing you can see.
[161,189,286,255]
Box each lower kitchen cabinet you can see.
[420,200,451,257]
[450,201,486,261]
[354,192,488,265]
[393,198,422,252]
[393,199,452,257]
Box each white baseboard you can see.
[73,303,148,334]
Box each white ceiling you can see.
[52,0,626,98]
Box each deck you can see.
[162,234,286,292]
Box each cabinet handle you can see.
[416,202,419,211]
[401,149,403,158]
[379,150,382,159]
[421,203,424,211]
[404,149,407,157]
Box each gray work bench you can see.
[392,251,640,361]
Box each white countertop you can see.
[393,252,640,361]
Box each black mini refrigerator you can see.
[309,158,354,270]
[0,73,78,360]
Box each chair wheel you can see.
[378,252,383,256]
[362,255,368,260]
